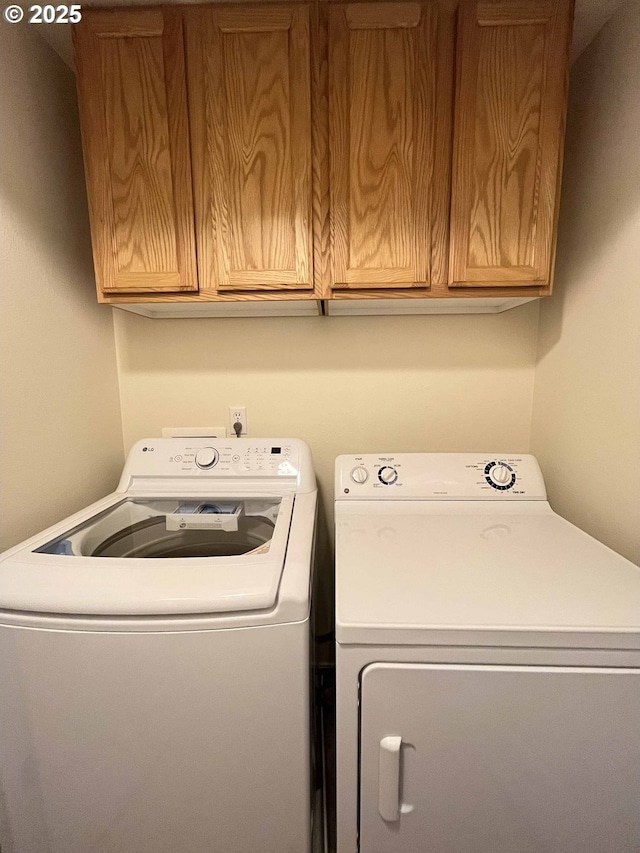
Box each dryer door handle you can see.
[378,736,402,821]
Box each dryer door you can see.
[359,662,640,853]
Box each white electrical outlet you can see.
[229,406,248,437]
[162,427,227,438]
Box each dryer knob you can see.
[350,466,369,484]
[490,464,511,485]
[195,448,219,469]
[378,466,398,485]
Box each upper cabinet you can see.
[73,0,574,312]
[185,5,313,295]
[73,10,198,295]
[449,0,573,288]
[327,3,453,293]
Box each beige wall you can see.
[531,0,640,563]
[114,304,540,531]
[0,24,124,551]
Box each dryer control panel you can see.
[336,453,547,500]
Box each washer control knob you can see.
[378,466,398,485]
[350,466,369,484]
[490,464,511,485]
[195,447,219,469]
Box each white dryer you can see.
[0,438,317,853]
[334,453,640,853]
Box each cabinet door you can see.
[328,3,453,291]
[186,5,312,293]
[450,0,573,287]
[360,662,640,853]
[73,10,197,295]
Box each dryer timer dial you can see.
[491,465,511,485]
[378,466,399,485]
[485,461,516,490]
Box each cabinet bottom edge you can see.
[109,295,540,319]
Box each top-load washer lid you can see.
[0,494,294,616]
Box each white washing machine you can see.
[0,438,317,853]
[334,453,640,853]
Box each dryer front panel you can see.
[359,662,640,853]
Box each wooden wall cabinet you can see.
[73,0,573,311]
[449,0,573,288]
[74,4,319,306]
[325,0,572,301]
[186,4,313,295]
[327,2,453,294]
[73,9,198,296]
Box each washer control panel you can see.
[336,453,547,500]
[184,444,297,476]
[119,438,315,491]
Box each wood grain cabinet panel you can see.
[73,10,197,295]
[186,5,313,292]
[450,0,573,287]
[328,3,454,292]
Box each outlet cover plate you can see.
[228,406,248,436]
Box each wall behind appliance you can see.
[113,304,540,530]
[0,23,124,552]
[530,0,640,564]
